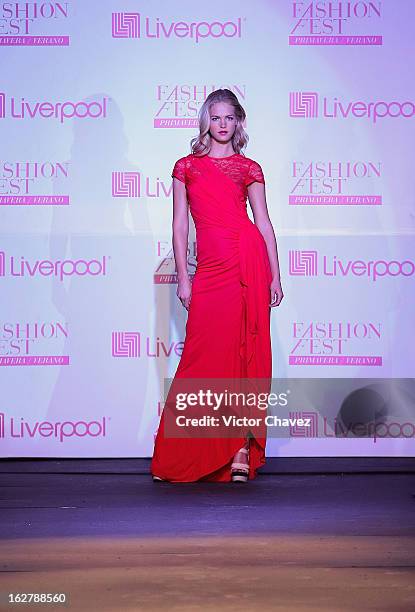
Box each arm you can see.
[247,181,284,307]
[172,177,192,310]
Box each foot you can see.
[152,475,166,482]
[231,442,249,482]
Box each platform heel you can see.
[231,446,249,482]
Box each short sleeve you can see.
[171,157,186,184]
[245,160,265,186]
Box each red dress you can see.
[151,153,273,482]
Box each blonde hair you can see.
[190,89,249,157]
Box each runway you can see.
[0,459,414,611]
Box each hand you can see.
[177,276,192,310]
[270,278,283,307]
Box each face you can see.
[208,101,237,144]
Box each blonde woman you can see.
[151,89,283,482]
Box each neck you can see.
[208,146,236,158]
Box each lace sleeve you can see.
[245,160,265,186]
[171,157,186,184]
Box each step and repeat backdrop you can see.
[0,1,414,457]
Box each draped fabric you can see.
[151,153,273,482]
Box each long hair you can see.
[190,89,249,157]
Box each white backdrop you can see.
[0,0,414,457]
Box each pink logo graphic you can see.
[289,195,382,206]
[1,94,109,123]
[289,320,383,367]
[0,36,69,46]
[289,355,382,366]
[291,93,415,123]
[289,1,382,46]
[0,196,69,206]
[289,250,318,276]
[112,172,140,197]
[0,3,69,45]
[154,84,246,128]
[289,35,382,46]
[112,12,140,38]
[112,330,184,358]
[289,159,383,206]
[112,332,140,357]
[289,411,318,437]
[0,160,70,206]
[0,252,109,280]
[0,412,4,438]
[290,92,318,118]
[154,242,196,284]
[0,321,70,367]
[2,415,108,442]
[112,14,242,44]
[0,356,70,366]
[289,252,415,280]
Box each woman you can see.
[151,89,283,482]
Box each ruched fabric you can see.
[151,153,272,482]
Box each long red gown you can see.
[151,152,273,482]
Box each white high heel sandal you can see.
[231,446,249,482]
